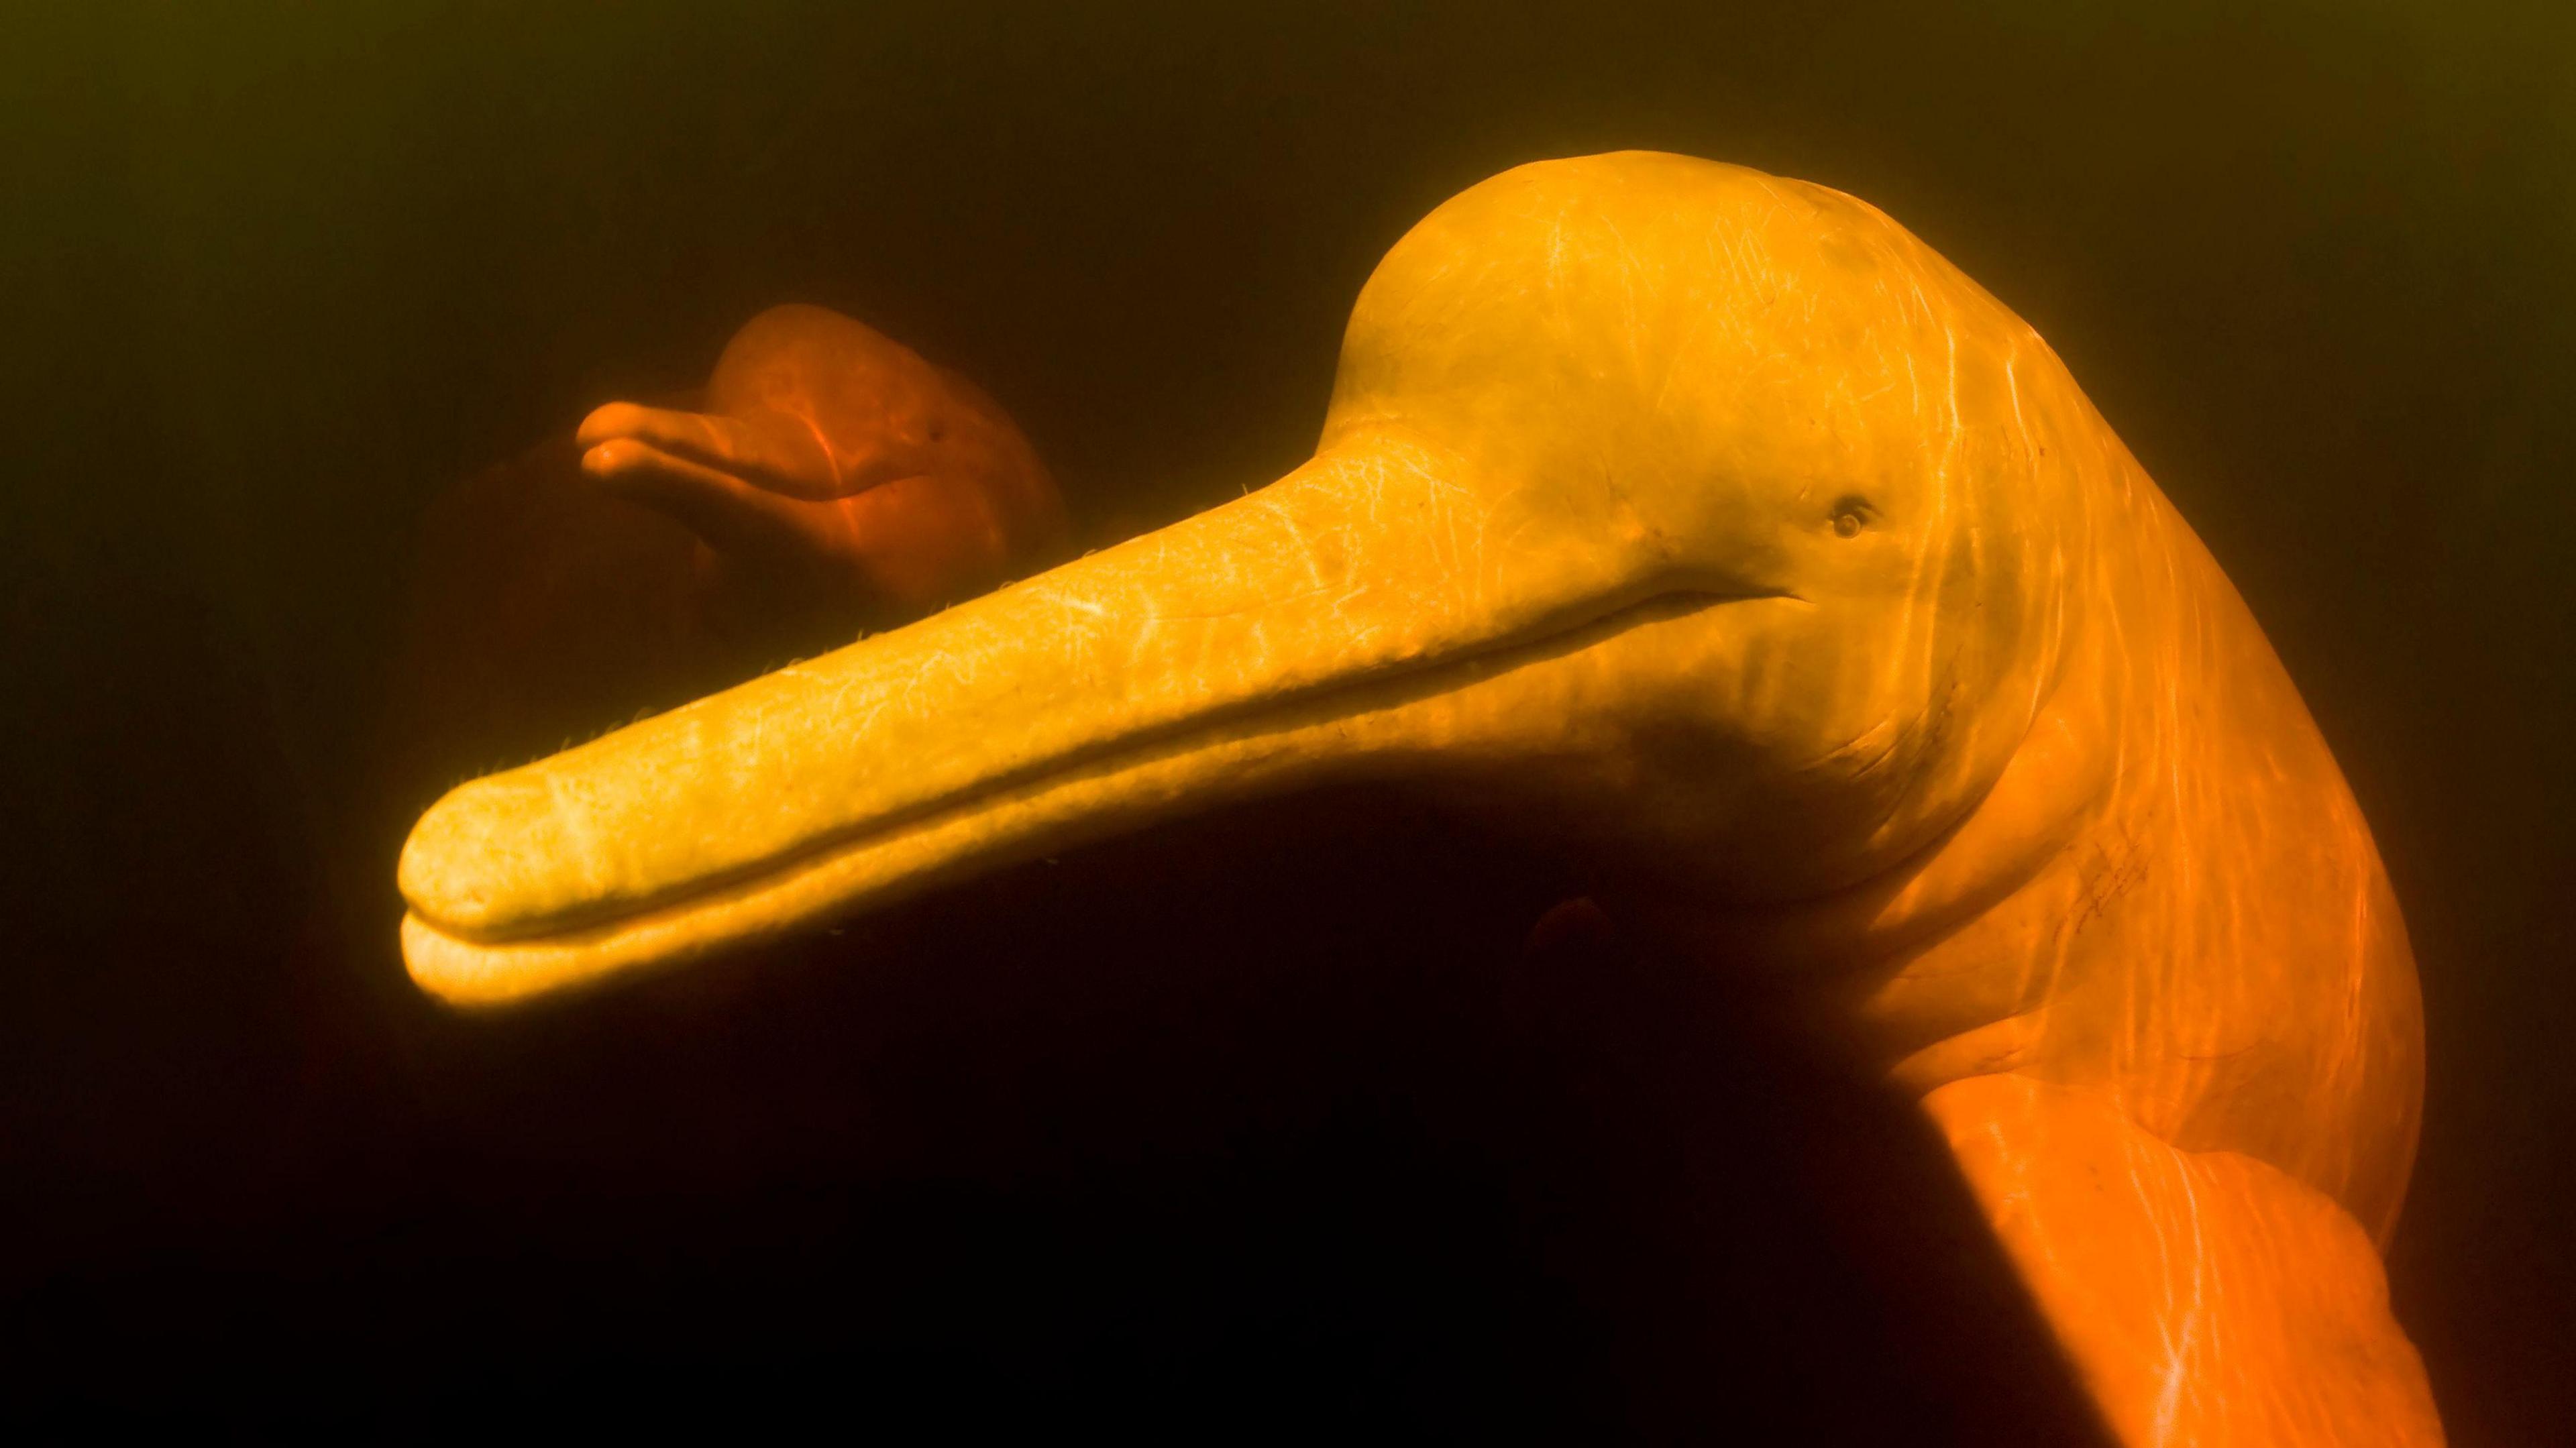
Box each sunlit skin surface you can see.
[398,154,2436,1444]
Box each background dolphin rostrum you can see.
[398,153,2438,1443]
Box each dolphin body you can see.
[398,153,2439,1443]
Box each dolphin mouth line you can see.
[419,583,1796,950]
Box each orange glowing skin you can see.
[580,303,1068,630]
[398,155,2438,1443]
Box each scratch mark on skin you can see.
[2151,1160,2212,1447]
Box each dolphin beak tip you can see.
[401,910,621,1009]
[396,797,485,935]
[401,767,562,940]
[400,911,507,1009]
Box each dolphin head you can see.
[398,152,2100,1004]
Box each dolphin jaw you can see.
[398,579,1792,1005]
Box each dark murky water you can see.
[7,4,2570,1438]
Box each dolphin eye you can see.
[1830,497,1875,538]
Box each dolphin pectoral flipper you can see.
[1925,1074,2443,1447]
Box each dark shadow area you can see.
[13,787,2112,1442]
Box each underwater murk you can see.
[10,5,2573,1441]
